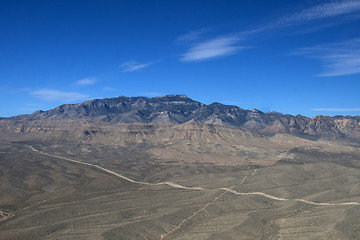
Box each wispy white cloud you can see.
[241,0,360,36]
[181,36,246,62]
[30,89,89,102]
[279,0,360,25]
[292,38,360,77]
[120,61,151,72]
[178,1,360,63]
[176,28,210,44]
[74,77,96,85]
[263,0,360,31]
[102,87,117,91]
[313,108,360,112]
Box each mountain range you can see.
[5,94,360,140]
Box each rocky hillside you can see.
[262,115,360,139]
[11,95,286,130]
[6,95,360,140]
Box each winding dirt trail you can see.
[222,188,360,206]
[159,188,231,240]
[28,145,204,191]
[28,145,360,208]
[159,170,256,239]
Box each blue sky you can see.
[1,0,360,117]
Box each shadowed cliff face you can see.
[4,95,360,140]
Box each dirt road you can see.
[28,145,204,190]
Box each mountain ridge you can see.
[5,94,360,140]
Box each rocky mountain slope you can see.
[263,114,360,139]
[2,118,358,168]
[5,95,360,140]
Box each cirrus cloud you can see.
[277,0,360,26]
[180,36,246,62]
[254,0,360,33]
[176,28,210,44]
[74,77,96,85]
[291,38,360,77]
[120,61,151,72]
[30,89,89,102]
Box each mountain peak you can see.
[153,94,189,99]
[251,109,262,113]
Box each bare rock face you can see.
[261,115,310,135]
[262,115,360,140]
[3,95,360,140]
